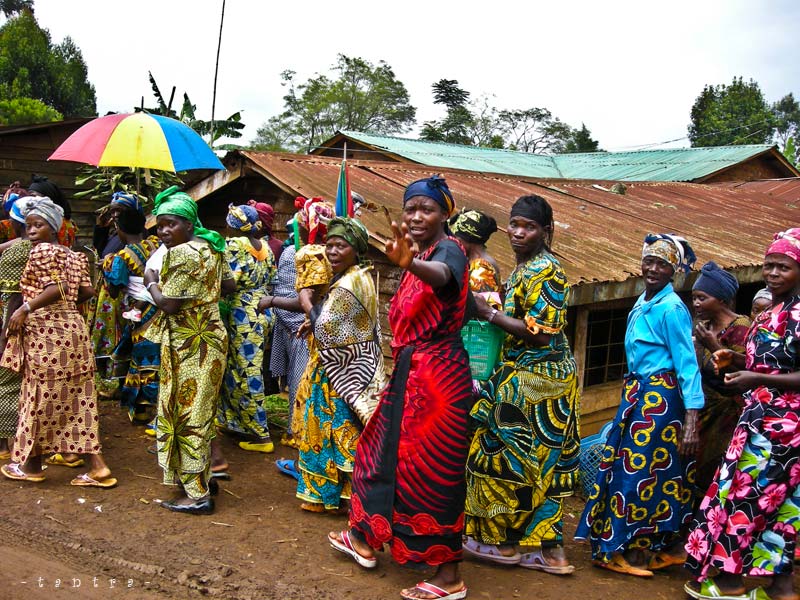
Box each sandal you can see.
[593,553,653,578]
[328,530,377,569]
[1,462,45,482]
[45,453,85,468]
[519,548,575,575]
[239,440,274,453]
[400,581,468,600]
[276,458,299,480]
[648,550,686,570]
[70,472,118,489]
[683,579,747,600]
[746,587,800,600]
[462,536,521,565]
[0,450,11,460]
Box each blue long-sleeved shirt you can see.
[624,283,704,409]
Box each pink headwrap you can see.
[247,199,274,235]
[294,196,334,244]
[766,228,800,265]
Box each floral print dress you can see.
[144,240,228,500]
[686,294,800,580]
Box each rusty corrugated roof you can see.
[232,151,800,302]
[713,178,800,203]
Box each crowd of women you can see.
[0,172,798,600]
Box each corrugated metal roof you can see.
[231,151,800,304]
[328,131,792,182]
[713,178,800,203]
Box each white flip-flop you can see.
[328,530,377,569]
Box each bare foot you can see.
[88,467,112,481]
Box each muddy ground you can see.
[0,401,787,600]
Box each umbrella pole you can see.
[136,167,141,196]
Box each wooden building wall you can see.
[0,121,95,247]
[703,156,790,183]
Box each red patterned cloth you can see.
[349,237,472,566]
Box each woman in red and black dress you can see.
[328,175,472,600]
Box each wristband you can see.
[22,301,31,313]
[146,281,159,291]
[488,308,498,323]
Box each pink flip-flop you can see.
[328,530,377,569]
[462,536,521,565]
[400,581,468,600]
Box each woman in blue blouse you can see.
[575,233,703,577]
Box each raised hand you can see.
[384,221,415,269]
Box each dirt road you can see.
[0,401,724,600]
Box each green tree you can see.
[420,79,475,145]
[497,107,575,154]
[773,93,800,150]
[563,123,601,153]
[0,10,96,116]
[0,96,61,125]
[250,54,416,152]
[688,77,774,146]
[421,79,590,153]
[0,0,33,17]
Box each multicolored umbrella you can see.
[49,112,224,172]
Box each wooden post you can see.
[573,306,589,396]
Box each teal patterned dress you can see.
[465,250,580,548]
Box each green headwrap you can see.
[153,186,226,253]
[327,216,369,256]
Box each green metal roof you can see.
[335,130,783,182]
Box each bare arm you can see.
[7,284,65,334]
[473,293,551,346]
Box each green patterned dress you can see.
[145,240,228,499]
[0,240,32,437]
[465,250,580,548]
[218,237,276,440]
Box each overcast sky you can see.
[22,0,800,151]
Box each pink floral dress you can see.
[685,294,800,580]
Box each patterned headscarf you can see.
[295,196,334,244]
[153,186,226,253]
[642,233,696,274]
[247,199,274,235]
[327,216,370,256]
[226,203,260,232]
[449,209,497,244]
[766,228,800,265]
[18,196,64,233]
[403,175,455,217]
[111,191,143,214]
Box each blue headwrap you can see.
[402,175,455,217]
[226,203,260,232]
[111,191,143,214]
[3,192,21,214]
[9,197,26,224]
[692,261,739,301]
